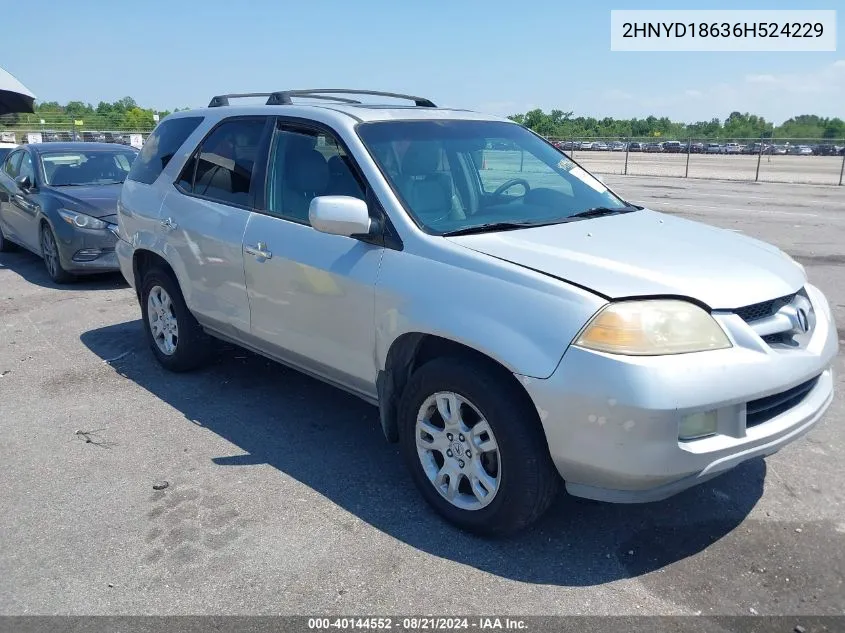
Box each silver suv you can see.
[116,89,837,535]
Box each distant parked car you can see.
[592,141,609,151]
[628,142,643,152]
[610,141,626,151]
[771,144,787,155]
[643,142,663,153]
[797,145,814,156]
[813,144,839,156]
[705,143,723,154]
[689,142,705,154]
[490,140,518,151]
[81,131,106,143]
[578,141,593,150]
[723,143,742,154]
[662,141,682,153]
[743,143,766,155]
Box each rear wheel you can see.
[40,224,73,283]
[140,268,211,372]
[398,356,560,536]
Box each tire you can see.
[0,222,14,252]
[140,267,211,372]
[40,224,74,283]
[398,356,560,536]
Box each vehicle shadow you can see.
[81,320,765,587]
[0,248,127,290]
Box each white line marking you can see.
[646,200,821,218]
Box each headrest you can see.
[288,150,329,192]
[401,142,441,176]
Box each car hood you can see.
[43,183,121,220]
[445,209,805,309]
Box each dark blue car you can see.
[0,142,138,282]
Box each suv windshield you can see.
[41,149,138,186]
[357,120,630,235]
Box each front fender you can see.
[374,248,605,379]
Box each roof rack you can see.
[208,89,436,108]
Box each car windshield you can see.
[41,149,138,186]
[356,120,630,234]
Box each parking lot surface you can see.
[580,153,845,185]
[0,175,843,616]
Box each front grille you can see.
[734,293,797,323]
[746,375,820,428]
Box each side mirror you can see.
[15,174,32,190]
[309,195,371,237]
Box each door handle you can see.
[160,217,178,231]
[245,241,272,260]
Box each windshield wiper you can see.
[565,206,638,220]
[442,220,559,236]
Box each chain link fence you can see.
[547,137,845,186]
[0,127,151,147]
[3,127,844,185]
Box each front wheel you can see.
[398,357,560,536]
[140,268,211,372]
[40,224,73,283]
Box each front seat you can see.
[50,165,78,186]
[281,135,329,222]
[397,143,464,224]
[327,155,362,198]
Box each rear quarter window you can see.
[127,116,204,185]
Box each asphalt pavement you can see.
[0,175,843,616]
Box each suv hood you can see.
[43,183,121,219]
[446,209,805,309]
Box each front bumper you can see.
[54,221,120,274]
[115,237,135,288]
[520,283,838,503]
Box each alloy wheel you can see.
[147,285,179,356]
[415,391,501,511]
[41,228,59,278]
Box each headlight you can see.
[58,208,108,230]
[575,299,732,356]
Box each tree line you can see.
[508,110,845,140]
[0,97,181,131]
[1,98,843,140]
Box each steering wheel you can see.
[492,178,530,200]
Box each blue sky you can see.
[2,0,842,123]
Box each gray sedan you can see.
[0,142,138,282]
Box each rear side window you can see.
[127,116,203,185]
[176,117,267,208]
